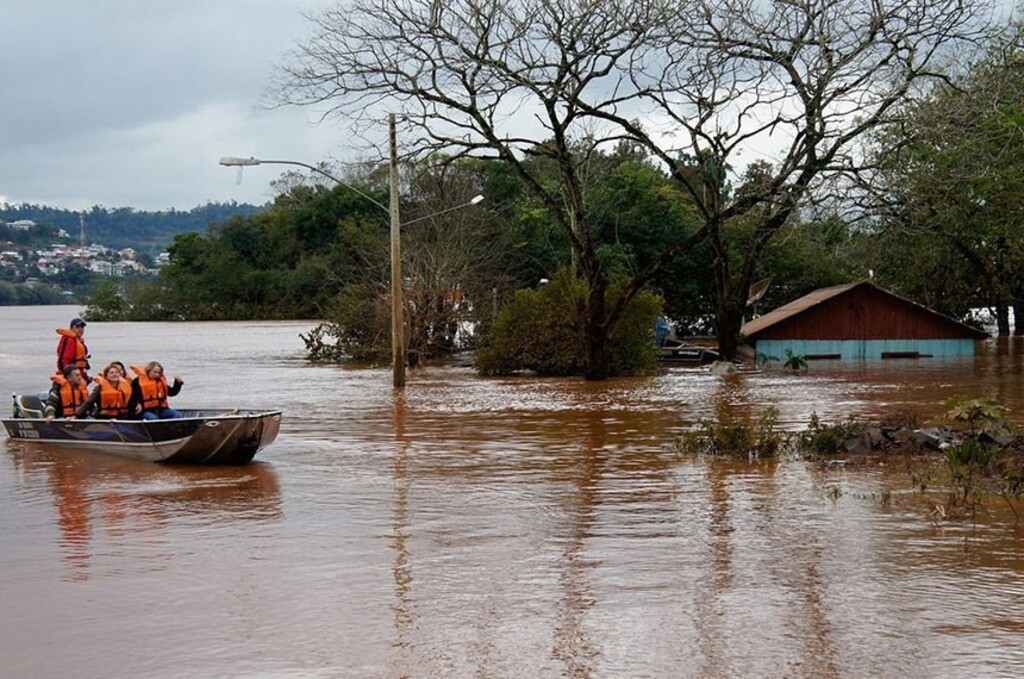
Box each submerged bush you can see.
[783,349,808,371]
[675,403,782,460]
[941,395,1010,506]
[798,413,864,456]
[944,395,1007,434]
[475,268,661,377]
[304,284,391,363]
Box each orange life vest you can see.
[51,373,89,417]
[95,376,132,418]
[131,365,169,410]
[55,328,90,372]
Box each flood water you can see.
[3,305,1024,677]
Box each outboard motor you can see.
[11,393,46,419]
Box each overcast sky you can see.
[0,0,351,211]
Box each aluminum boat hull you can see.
[2,408,282,464]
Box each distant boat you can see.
[4,394,281,465]
[654,316,719,364]
[658,342,720,364]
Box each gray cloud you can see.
[0,0,344,210]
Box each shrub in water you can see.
[798,413,863,456]
[676,403,781,460]
[475,268,661,377]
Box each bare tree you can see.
[278,0,704,379]
[595,0,998,359]
[278,0,996,372]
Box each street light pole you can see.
[388,113,405,388]
[221,151,405,388]
[218,156,387,212]
[220,149,483,390]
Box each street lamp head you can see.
[470,194,485,205]
[219,156,262,167]
[219,155,390,213]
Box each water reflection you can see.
[695,460,734,677]
[551,407,603,678]
[390,392,415,665]
[6,443,281,582]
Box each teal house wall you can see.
[754,338,977,361]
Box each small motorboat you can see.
[658,343,720,364]
[4,394,281,465]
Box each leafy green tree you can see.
[862,24,1024,333]
[50,263,99,290]
[0,222,62,246]
[588,153,712,330]
[752,214,860,312]
[85,279,130,321]
[0,280,64,305]
[476,268,662,376]
[305,159,524,362]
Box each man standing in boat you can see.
[56,317,91,383]
[128,361,183,419]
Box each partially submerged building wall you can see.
[741,281,986,362]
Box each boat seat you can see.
[13,394,45,419]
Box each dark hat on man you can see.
[70,317,86,328]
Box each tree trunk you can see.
[996,302,1010,337]
[715,298,744,363]
[1013,302,1023,336]
[584,272,609,380]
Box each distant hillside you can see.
[0,202,263,252]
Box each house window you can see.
[881,351,932,359]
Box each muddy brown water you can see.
[2,305,1024,677]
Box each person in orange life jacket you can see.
[76,363,133,419]
[44,365,90,423]
[128,361,183,420]
[110,361,127,378]
[56,317,91,383]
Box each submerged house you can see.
[740,281,987,361]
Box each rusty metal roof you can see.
[741,282,859,338]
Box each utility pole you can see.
[221,129,481,390]
[389,113,406,389]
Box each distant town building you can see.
[0,234,159,286]
[116,260,147,275]
[88,260,114,276]
[7,219,36,230]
